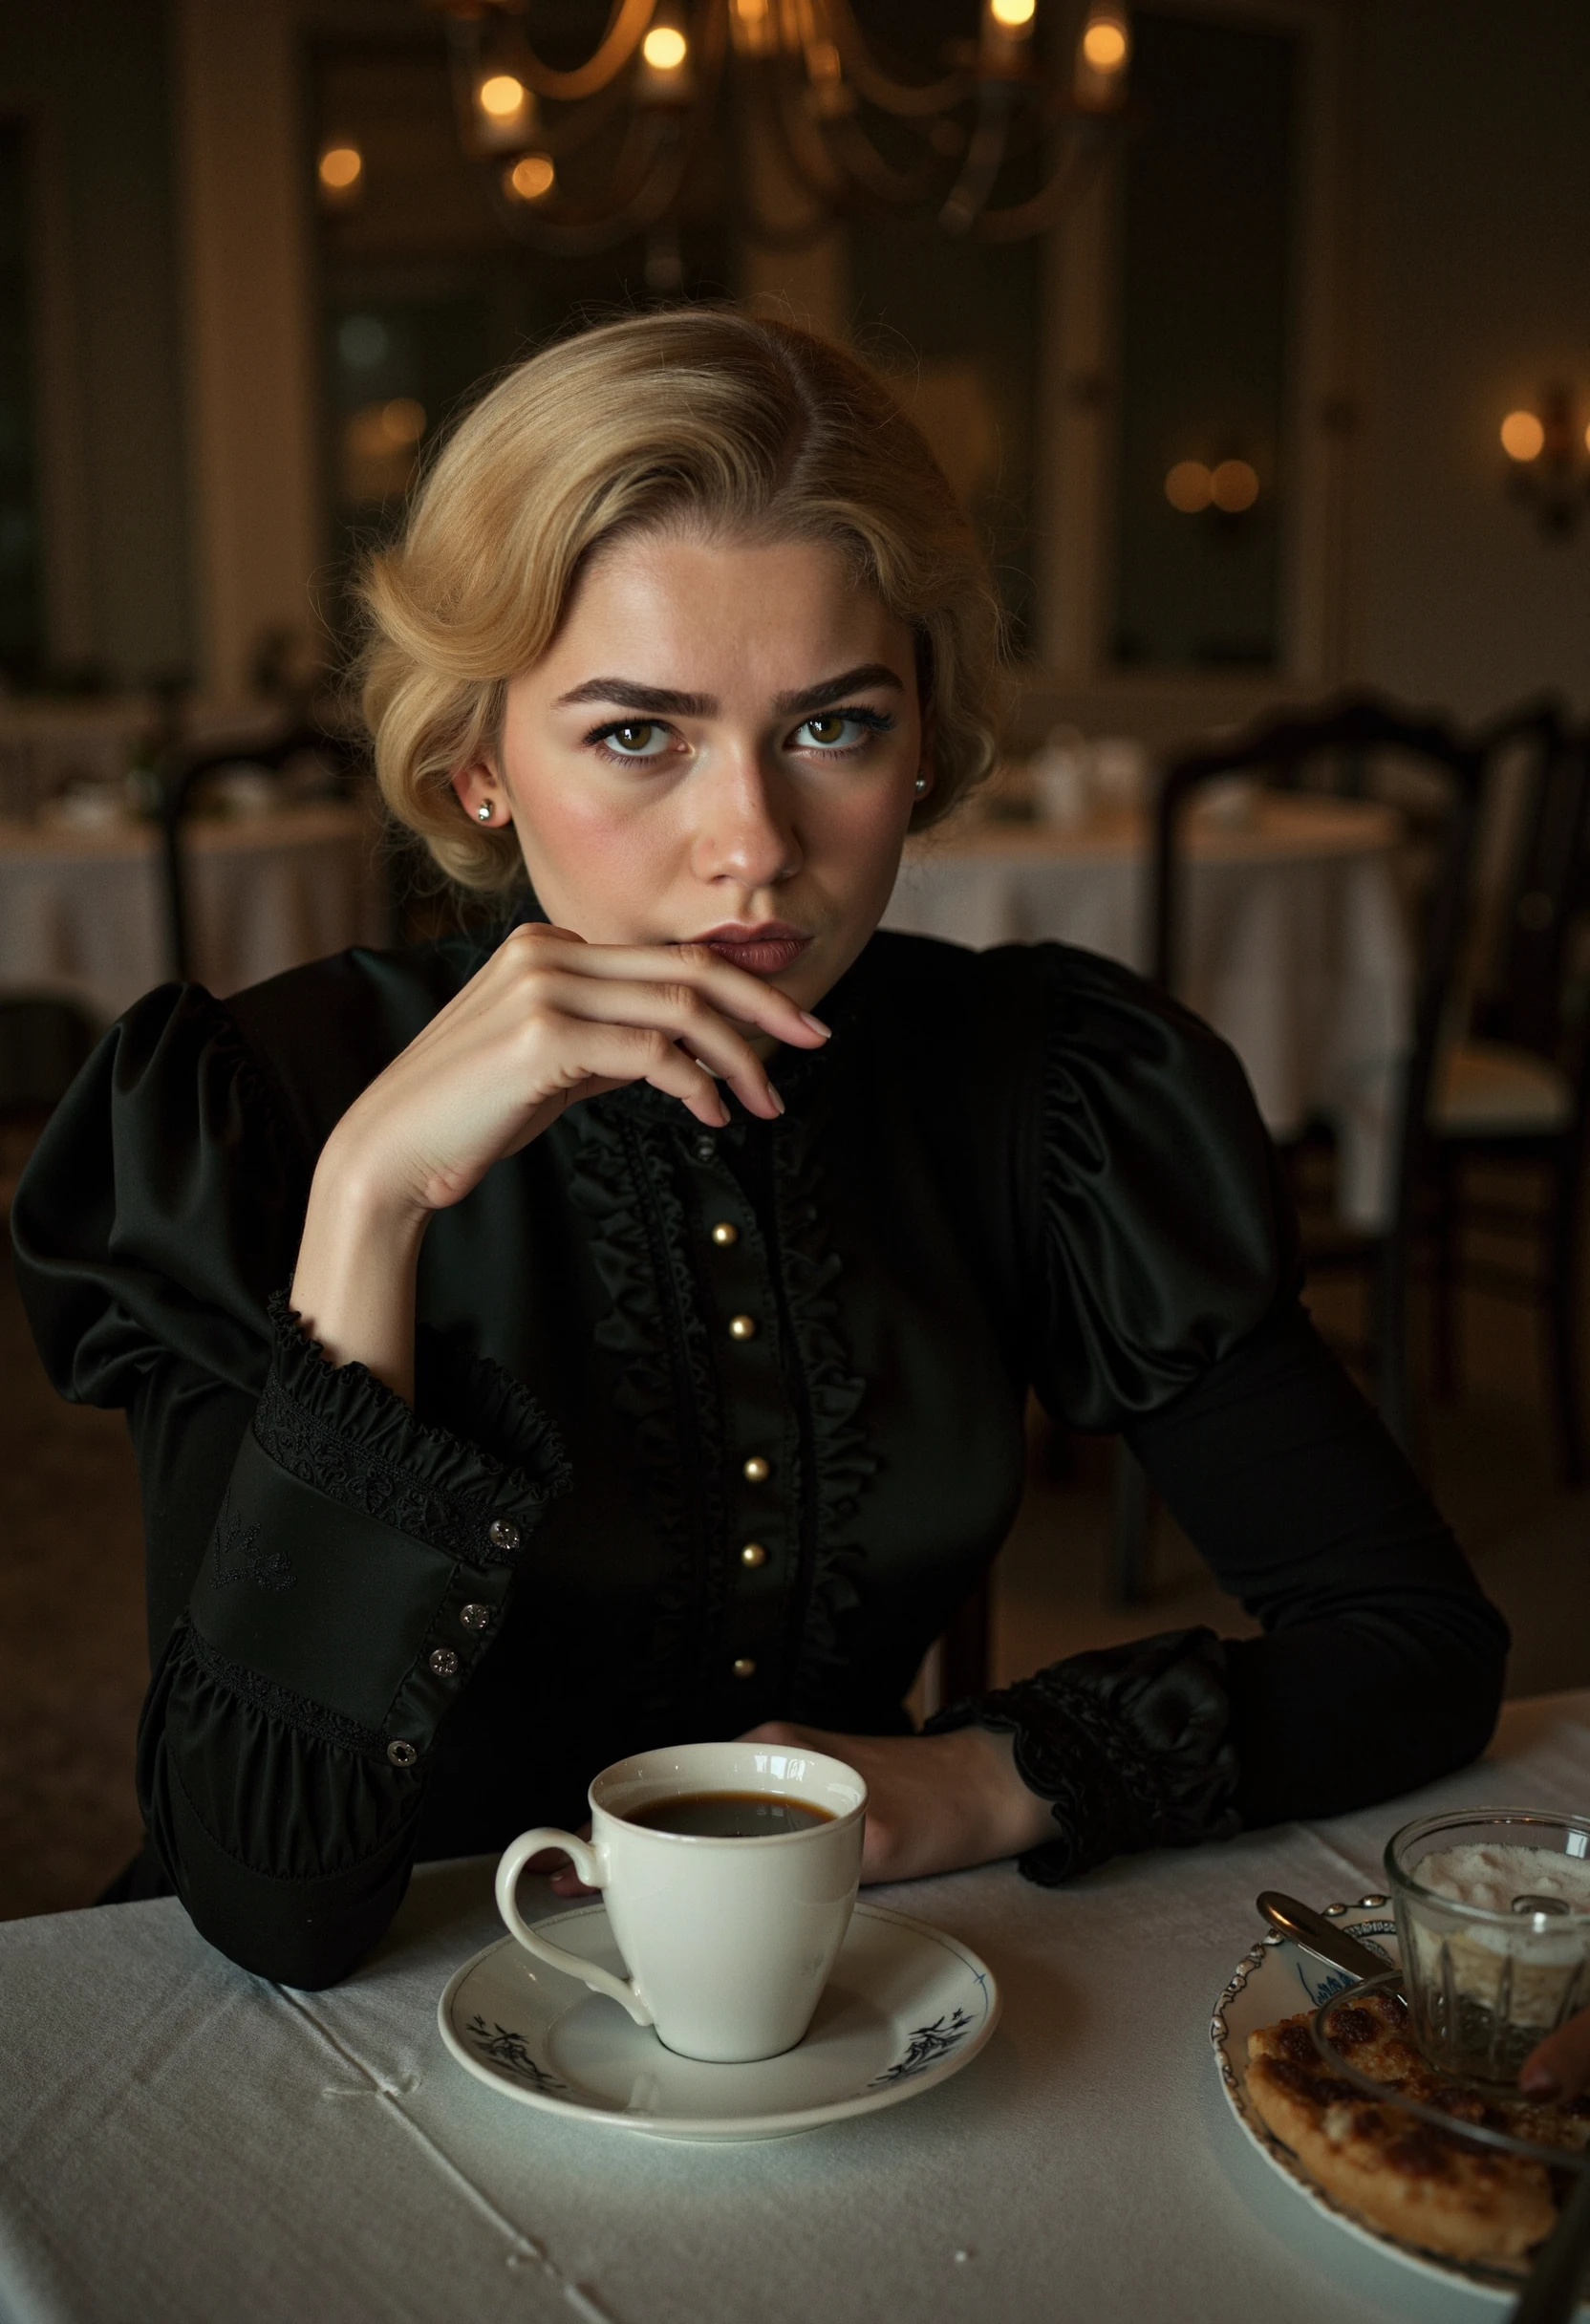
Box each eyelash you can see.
[583,707,896,765]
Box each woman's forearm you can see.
[290,1131,430,1401]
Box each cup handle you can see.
[494,1827,655,2028]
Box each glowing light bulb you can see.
[478,74,526,118]
[642,25,688,69]
[1165,461,1212,514]
[317,145,362,192]
[1082,17,1129,70]
[1501,410,1545,463]
[990,0,1037,25]
[505,154,555,203]
[380,399,426,447]
[1210,459,1260,512]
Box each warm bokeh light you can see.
[1210,459,1260,512]
[478,74,526,118]
[735,0,767,17]
[1082,17,1130,70]
[505,153,555,203]
[1165,460,1212,514]
[381,399,426,446]
[317,145,362,192]
[990,0,1038,27]
[642,26,689,69]
[1501,409,1546,463]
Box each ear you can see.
[451,761,508,824]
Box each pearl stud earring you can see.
[913,775,928,795]
[477,802,494,824]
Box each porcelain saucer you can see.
[438,1899,999,2141]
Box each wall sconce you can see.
[1501,384,1590,539]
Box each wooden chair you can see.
[156,721,371,983]
[1111,692,1488,1604]
[1429,709,1590,1482]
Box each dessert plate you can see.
[1212,1897,1587,2307]
[439,1899,999,2141]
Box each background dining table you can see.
[882,794,1411,1229]
[0,800,388,1028]
[1,1691,1583,2324]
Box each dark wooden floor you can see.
[1,1194,1586,1923]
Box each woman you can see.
[13,310,1505,1989]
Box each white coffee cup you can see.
[495,1739,867,2064]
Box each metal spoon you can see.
[1256,1890,1407,2006]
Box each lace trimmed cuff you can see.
[924,1626,1241,1885]
[185,1299,570,1763]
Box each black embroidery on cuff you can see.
[184,1620,395,1760]
[208,1490,295,1592]
[252,1372,524,1566]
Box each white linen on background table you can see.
[1,1693,1584,2324]
[0,805,387,1026]
[882,800,1412,1229]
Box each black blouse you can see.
[11,927,1507,1988]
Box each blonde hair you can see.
[357,307,1004,893]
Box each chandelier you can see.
[426,0,1132,260]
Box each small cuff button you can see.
[387,1739,419,1768]
[429,1647,461,1678]
[740,1541,767,1568]
[693,1134,717,1163]
[710,1220,739,1248]
[728,1313,757,1341]
[460,1603,492,1633]
[732,1657,756,1679]
[742,1455,770,1483]
[488,1518,521,1553]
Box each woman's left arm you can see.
[735,1300,1505,1892]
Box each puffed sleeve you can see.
[11,984,569,1987]
[929,946,1506,1881]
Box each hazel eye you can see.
[603,721,669,758]
[796,712,872,750]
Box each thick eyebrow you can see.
[554,663,905,721]
[770,664,905,717]
[557,678,717,717]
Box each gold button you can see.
[740,1542,767,1569]
[742,1455,770,1484]
[711,1221,739,1248]
[732,1657,756,1679]
[728,1313,757,1341]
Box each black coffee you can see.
[627,1790,835,1838]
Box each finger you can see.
[518,972,784,1121]
[1521,2010,1590,2100]
[552,940,831,1051]
[538,1020,732,1128]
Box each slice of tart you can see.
[1246,1988,1589,2263]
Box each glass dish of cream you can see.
[1386,1810,1590,2088]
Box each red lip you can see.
[683,923,811,977]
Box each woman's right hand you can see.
[288,922,829,1395]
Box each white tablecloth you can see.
[0,805,388,1025]
[884,798,1412,1229]
[1,1693,1584,2324]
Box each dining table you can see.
[882,794,1411,1230]
[2,1690,1584,2324]
[0,800,388,1028]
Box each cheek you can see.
[511,780,680,923]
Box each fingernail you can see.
[769,1086,785,1116]
[800,1012,831,1039]
[1521,2065,1560,2098]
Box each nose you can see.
[690,747,802,894]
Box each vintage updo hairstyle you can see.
[356,307,1003,892]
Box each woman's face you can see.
[454,532,930,1020]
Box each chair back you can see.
[1149,691,1485,1447]
[156,721,368,983]
[1468,701,1590,1063]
